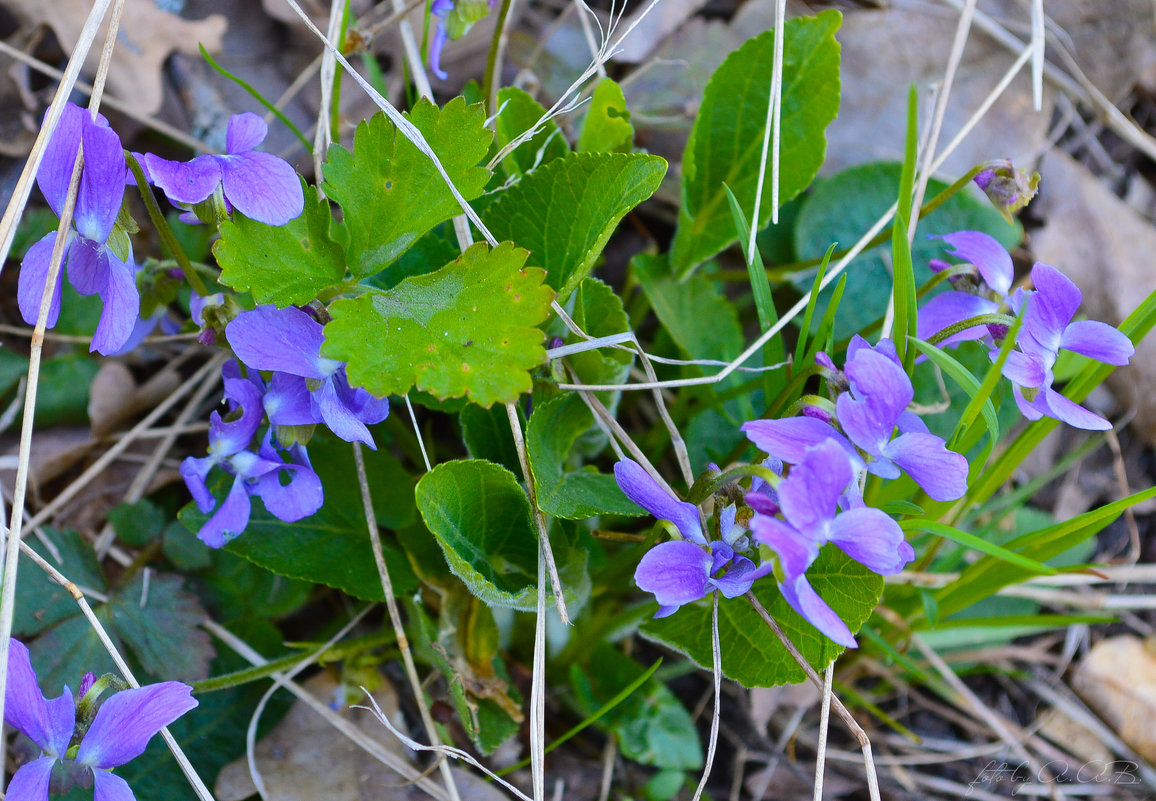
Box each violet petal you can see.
[710,553,763,598]
[4,639,74,756]
[827,507,913,574]
[311,376,375,447]
[142,153,222,206]
[219,151,304,226]
[749,514,819,579]
[1060,320,1134,366]
[179,456,218,514]
[883,433,969,501]
[1039,388,1112,431]
[38,102,85,219]
[741,417,855,466]
[226,305,339,379]
[613,459,704,544]
[75,114,125,243]
[915,292,999,345]
[5,756,55,801]
[1025,263,1081,350]
[999,350,1047,389]
[225,112,268,154]
[778,439,853,536]
[17,233,65,329]
[77,682,197,769]
[195,477,252,548]
[634,540,712,607]
[263,372,315,427]
[92,770,138,801]
[779,573,857,649]
[935,231,1013,297]
[252,461,324,522]
[89,249,140,356]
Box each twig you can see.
[352,442,461,801]
[691,592,722,801]
[505,403,570,624]
[745,592,881,801]
[813,664,834,801]
[204,619,452,800]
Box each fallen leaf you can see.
[1037,706,1113,766]
[215,671,508,801]
[1071,635,1156,763]
[5,0,227,115]
[1032,150,1156,443]
[827,3,1051,175]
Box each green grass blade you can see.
[794,244,835,367]
[806,272,847,365]
[724,182,786,401]
[900,519,1056,574]
[908,337,999,443]
[891,86,918,368]
[200,44,312,153]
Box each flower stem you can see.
[482,0,515,116]
[124,152,211,297]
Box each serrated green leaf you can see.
[15,529,106,638]
[323,242,554,407]
[109,499,167,547]
[577,78,634,154]
[105,573,215,681]
[793,161,1022,339]
[492,86,569,180]
[671,11,842,271]
[527,394,644,519]
[486,152,666,298]
[642,546,882,687]
[180,438,419,601]
[561,277,634,390]
[322,97,492,277]
[216,179,348,306]
[416,459,540,609]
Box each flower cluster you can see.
[918,231,1134,430]
[180,306,390,547]
[19,102,303,356]
[617,335,960,647]
[4,638,197,801]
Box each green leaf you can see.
[322,97,492,277]
[793,161,1021,340]
[323,242,554,407]
[569,645,702,770]
[216,179,348,306]
[577,78,634,154]
[492,86,569,180]
[642,546,882,687]
[671,11,842,271]
[180,438,419,601]
[15,528,106,638]
[105,573,216,681]
[527,394,643,519]
[486,152,666,298]
[36,355,99,426]
[415,459,589,610]
[891,87,919,368]
[551,278,635,416]
[900,519,1055,574]
[416,459,539,609]
[461,402,523,474]
[109,499,168,547]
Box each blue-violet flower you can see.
[18,102,140,355]
[3,638,197,801]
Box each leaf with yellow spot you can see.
[322,242,555,407]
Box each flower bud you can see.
[974,160,1039,224]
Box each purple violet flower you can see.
[180,365,323,547]
[742,337,968,502]
[4,637,197,801]
[143,113,303,226]
[999,263,1134,430]
[225,305,391,448]
[748,440,913,649]
[18,102,140,355]
[614,459,768,616]
[916,231,1014,348]
[429,0,454,80]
